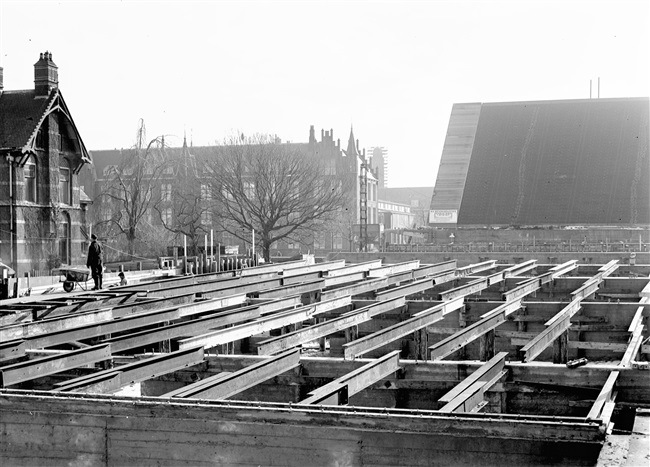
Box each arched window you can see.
[24,155,37,202]
[60,159,71,205]
[58,212,70,265]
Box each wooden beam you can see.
[438,352,508,405]
[298,350,401,405]
[163,349,300,400]
[0,344,111,387]
[343,297,464,360]
[256,297,406,355]
[53,346,205,393]
[586,371,619,420]
[429,300,521,360]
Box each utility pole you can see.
[359,155,368,253]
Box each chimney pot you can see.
[34,50,58,96]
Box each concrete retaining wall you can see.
[327,251,650,268]
[0,391,603,466]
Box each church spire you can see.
[344,125,358,157]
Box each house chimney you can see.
[34,51,58,96]
[309,125,315,144]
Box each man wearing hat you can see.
[86,234,104,290]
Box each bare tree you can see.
[96,119,169,255]
[154,150,212,255]
[204,134,353,262]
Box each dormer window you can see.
[60,159,71,205]
[24,156,37,202]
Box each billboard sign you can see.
[429,209,458,224]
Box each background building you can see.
[87,126,379,258]
[367,146,388,188]
[430,97,650,228]
[0,52,92,276]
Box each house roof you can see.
[0,89,56,151]
[0,88,92,166]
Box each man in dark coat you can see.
[86,234,103,290]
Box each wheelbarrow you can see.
[56,267,91,293]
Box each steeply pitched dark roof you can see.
[0,89,56,151]
[449,97,650,226]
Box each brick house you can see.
[0,52,92,276]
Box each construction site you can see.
[1,94,648,465]
[0,253,649,466]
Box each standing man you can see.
[86,234,103,290]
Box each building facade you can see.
[88,126,379,258]
[0,52,92,276]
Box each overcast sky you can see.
[1,0,648,187]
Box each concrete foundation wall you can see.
[0,391,603,466]
[327,251,650,267]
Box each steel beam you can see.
[100,304,263,353]
[343,297,464,360]
[375,277,435,301]
[282,260,345,277]
[429,301,521,360]
[178,305,318,351]
[256,296,407,355]
[412,260,457,279]
[438,352,509,405]
[53,346,205,393]
[456,260,497,277]
[321,277,389,301]
[0,344,112,387]
[255,279,325,299]
[298,350,401,405]
[163,349,300,400]
[367,260,421,278]
[325,259,384,277]
[586,370,619,420]
[0,340,26,362]
[521,297,582,362]
[439,277,488,301]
